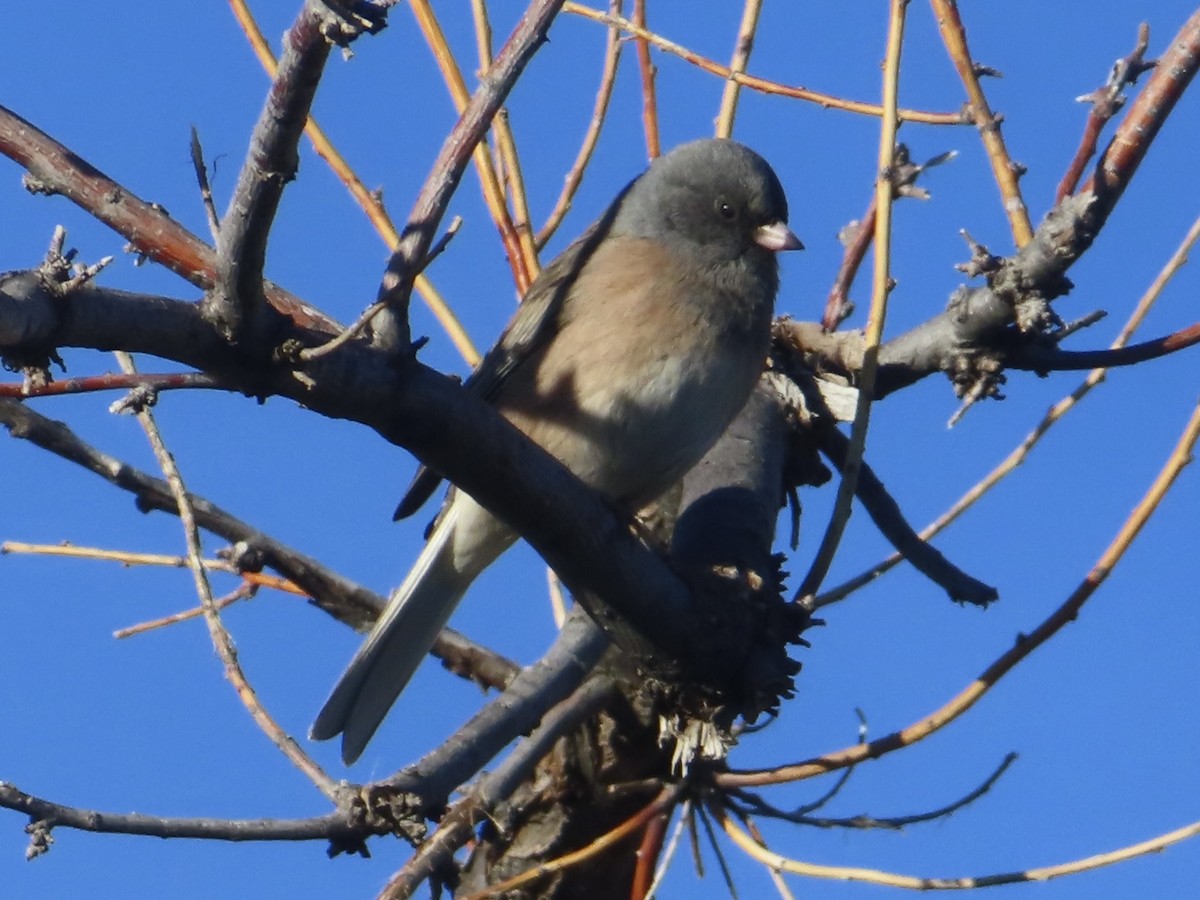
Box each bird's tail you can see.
[311,494,513,764]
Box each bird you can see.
[311,138,802,764]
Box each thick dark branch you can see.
[381,675,622,899]
[0,278,700,668]
[0,104,338,333]
[380,609,609,813]
[370,0,567,352]
[209,0,361,338]
[0,782,357,845]
[777,14,1200,404]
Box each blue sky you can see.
[2,2,1198,898]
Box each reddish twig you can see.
[371,0,568,355]
[1057,23,1155,202]
[0,371,222,399]
[1083,11,1200,210]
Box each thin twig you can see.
[723,394,1200,788]
[796,0,907,602]
[1056,23,1154,202]
[115,582,256,639]
[371,0,568,354]
[730,753,1016,830]
[226,0,480,364]
[113,351,338,799]
[718,806,1200,889]
[928,0,1034,247]
[0,782,360,847]
[562,3,965,125]
[631,807,670,898]
[644,800,689,899]
[631,0,661,159]
[535,0,624,248]
[297,217,463,363]
[715,0,764,138]
[407,0,536,293]
[189,126,221,241]
[0,371,222,400]
[816,210,1200,608]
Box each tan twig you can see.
[796,0,907,601]
[719,806,1200,889]
[632,0,661,159]
[535,0,624,248]
[113,350,337,799]
[114,582,255,639]
[456,785,683,900]
[226,0,480,365]
[469,0,494,75]
[816,209,1200,608]
[492,110,541,281]
[714,0,764,138]
[407,0,536,293]
[2,541,227,570]
[724,394,1200,789]
[928,0,1033,246]
[563,3,965,125]
[115,571,306,640]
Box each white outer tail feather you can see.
[311,496,513,764]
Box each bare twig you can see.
[0,370,222,400]
[814,427,997,607]
[729,753,1017,829]
[370,0,568,354]
[632,0,661,160]
[724,395,1200,788]
[929,0,1033,247]
[113,352,338,799]
[562,3,966,125]
[535,0,624,248]
[715,0,764,138]
[797,1,907,602]
[227,0,480,364]
[188,127,221,241]
[0,782,360,847]
[718,806,1200,889]
[407,0,536,293]
[1057,23,1155,202]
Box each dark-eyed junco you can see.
[312,138,802,764]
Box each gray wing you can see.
[393,218,614,521]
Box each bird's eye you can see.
[716,199,737,221]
